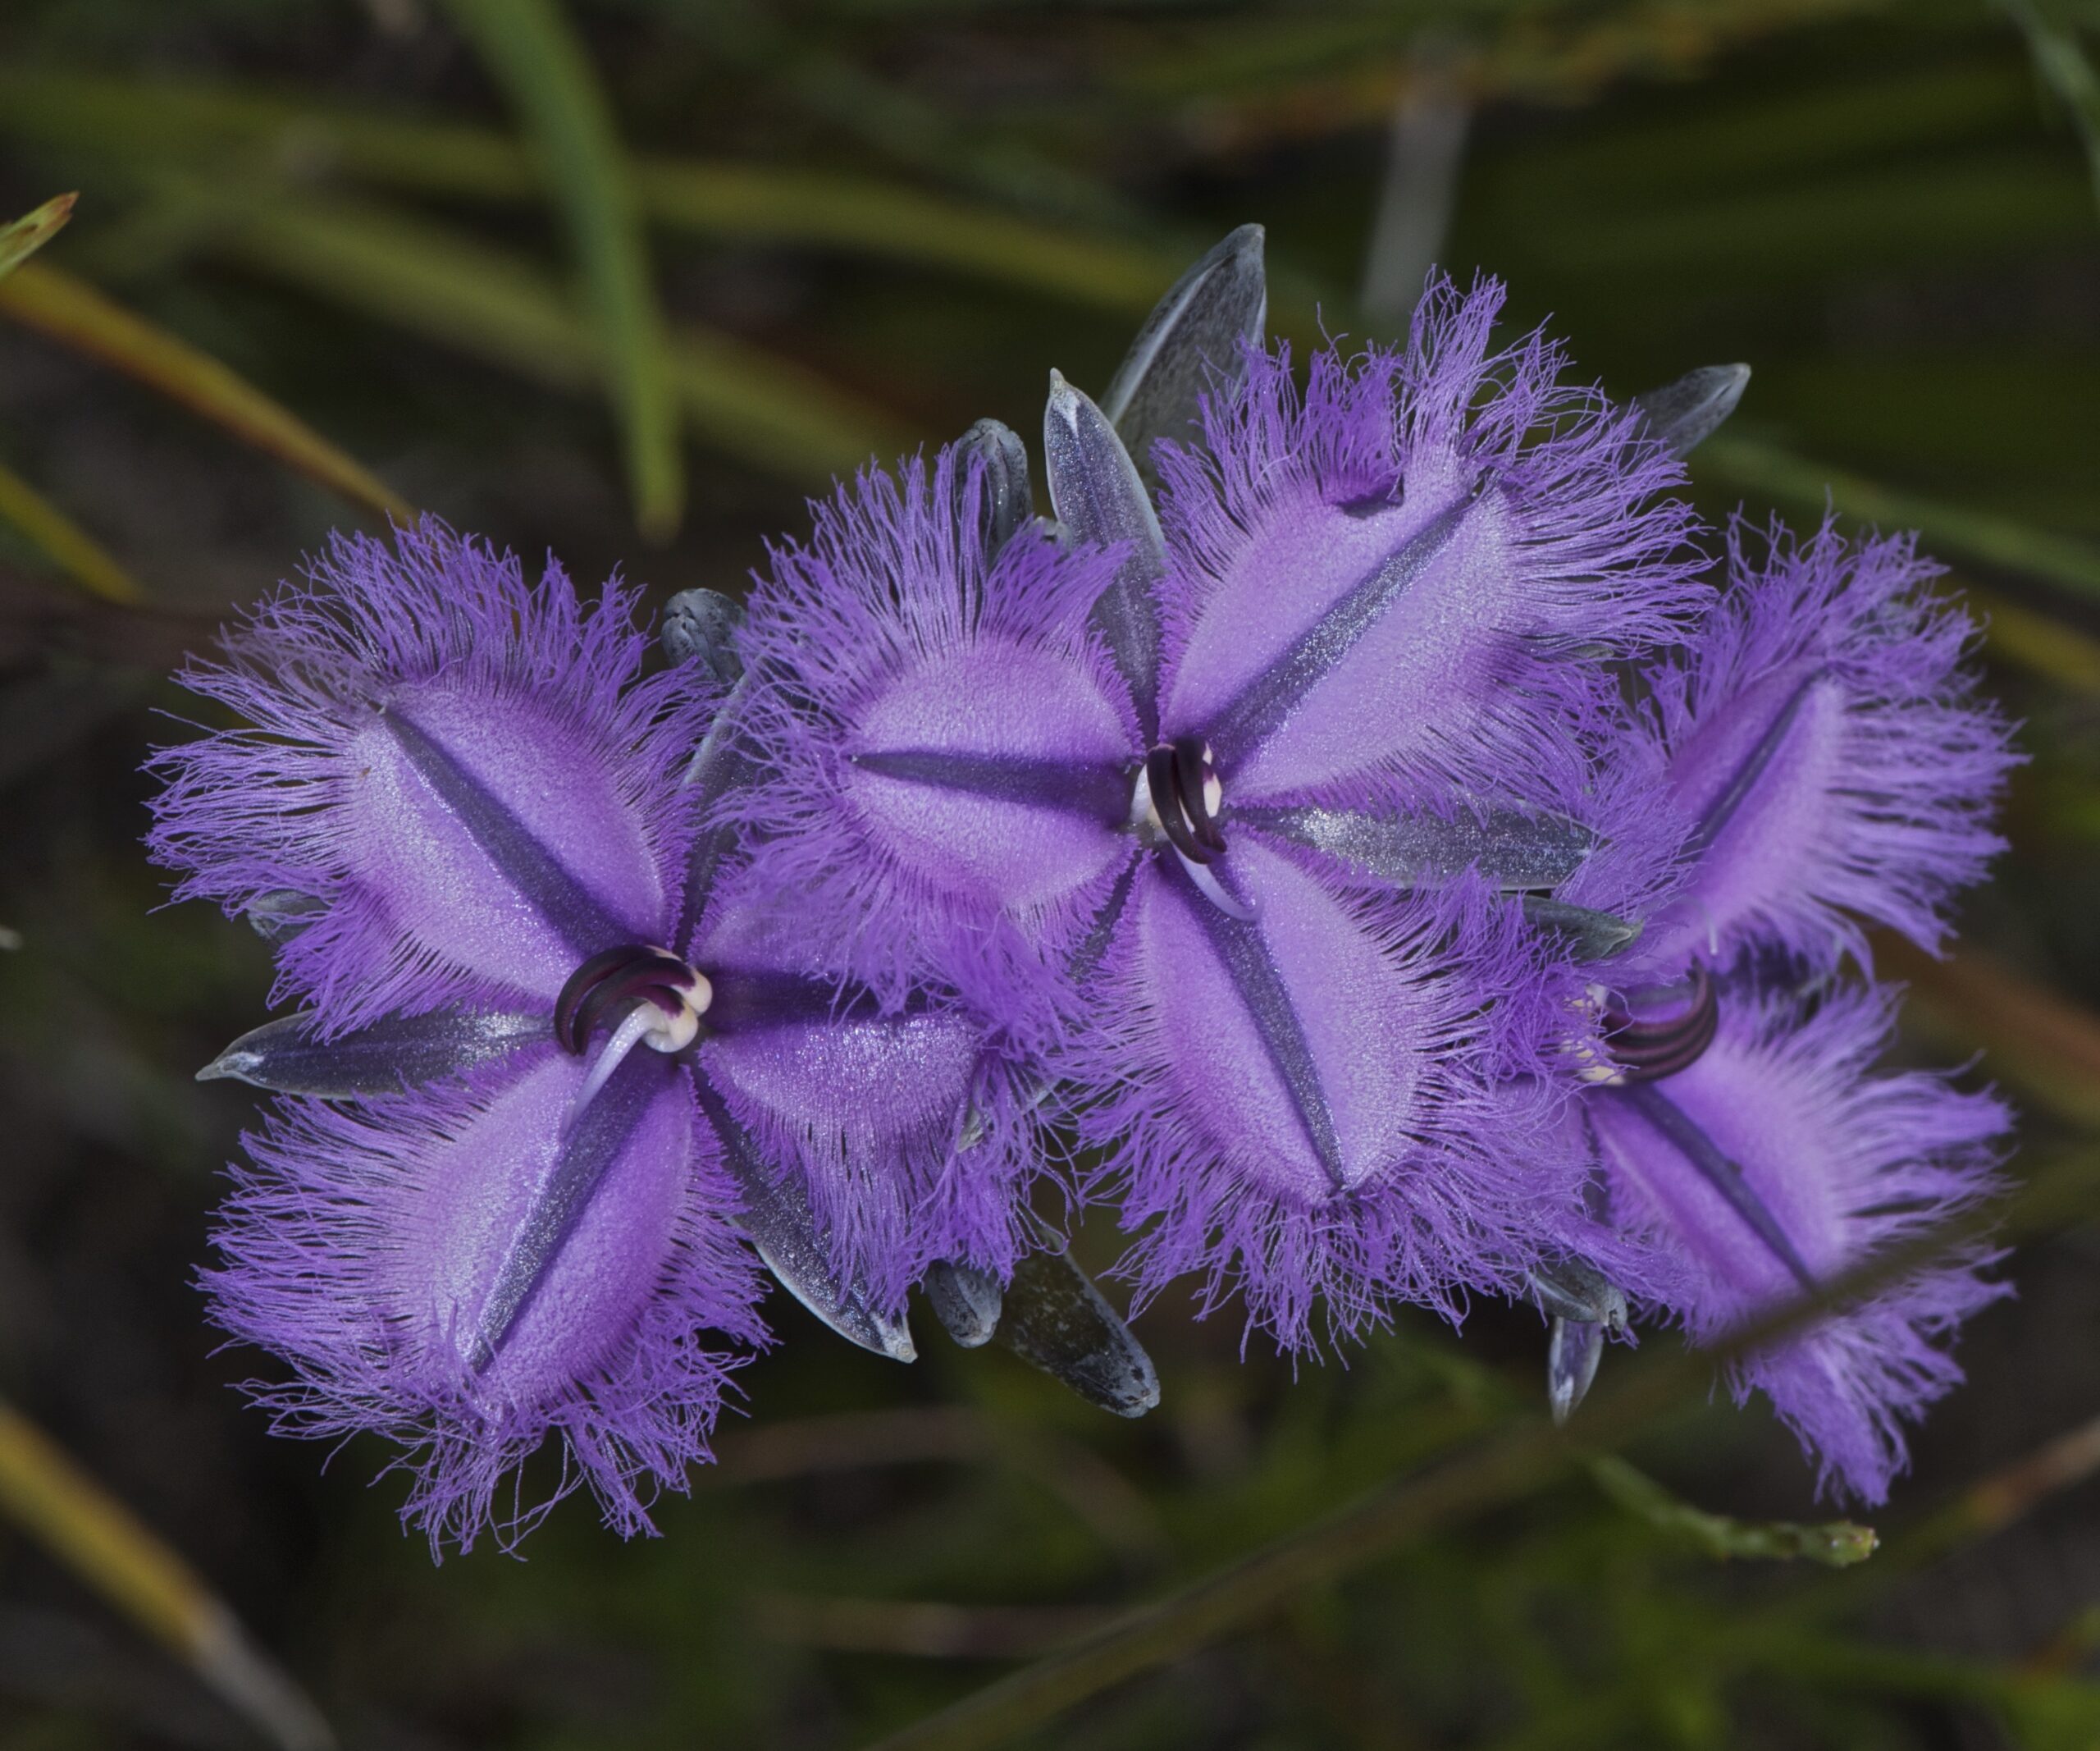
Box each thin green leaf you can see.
[439,0,682,537]
[1998,0,2100,216]
[0,1398,334,1751]
[207,190,906,479]
[0,261,414,526]
[0,457,141,604]
[1585,1455,1877,1567]
[1696,431,2100,606]
[1961,580,2100,691]
[1879,934,2100,1130]
[0,69,1185,313]
[0,190,75,281]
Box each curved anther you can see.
[554,944,710,1055]
[1601,964,1719,1082]
[1140,736,1225,864]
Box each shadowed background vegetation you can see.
[2,1,2100,1745]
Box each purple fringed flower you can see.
[151,522,1036,1550]
[1586,985,2007,1503]
[735,275,1704,1345]
[1629,519,2013,976]
[1559,522,2020,1500]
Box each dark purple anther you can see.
[1144,737,1226,865]
[1602,965,1719,1082]
[554,944,704,1054]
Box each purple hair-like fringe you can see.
[1065,866,1606,1350]
[148,519,715,1034]
[1151,275,1708,815]
[1644,518,2017,968]
[207,1062,766,1556]
[1609,984,2010,1504]
[728,448,1136,1035]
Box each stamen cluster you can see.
[147,229,2016,1552]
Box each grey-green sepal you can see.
[199,1008,546,1097]
[1102,224,1267,471]
[1634,364,1751,459]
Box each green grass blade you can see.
[0,1398,334,1750]
[1696,432,2100,606]
[0,191,75,281]
[0,457,141,603]
[208,192,905,479]
[439,0,682,538]
[1998,0,2100,216]
[0,69,1187,313]
[0,261,414,526]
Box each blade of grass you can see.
[861,1149,2100,1751]
[0,70,1185,313]
[0,192,76,281]
[439,0,680,537]
[0,1398,334,1751]
[0,459,141,604]
[1696,432,2100,607]
[1961,579,2100,691]
[0,261,413,526]
[1879,934,2100,1129]
[1998,0,2100,216]
[205,190,905,478]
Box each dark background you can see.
[2,2,2099,1746]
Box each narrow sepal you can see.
[995,1218,1159,1417]
[1102,223,1268,473]
[1529,1257,1628,1330]
[244,889,323,944]
[1522,896,1644,962]
[1045,370,1169,736]
[660,587,746,685]
[957,418,1035,560]
[924,1259,1002,1348]
[1238,797,1596,894]
[200,1008,546,1097]
[696,1074,916,1363]
[1633,364,1751,459]
[1548,1317,1606,1426]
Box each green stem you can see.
[865,1151,2100,1751]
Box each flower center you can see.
[1133,737,1226,863]
[1130,737,1256,920]
[555,944,712,1056]
[1584,965,1719,1086]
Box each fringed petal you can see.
[208,1047,765,1556]
[149,519,712,1031]
[1065,838,1592,1348]
[730,447,1140,1026]
[1153,275,1704,809]
[1588,982,2009,1504]
[1639,519,2017,970]
[692,871,1048,1314]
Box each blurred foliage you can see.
[4,0,2100,1747]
